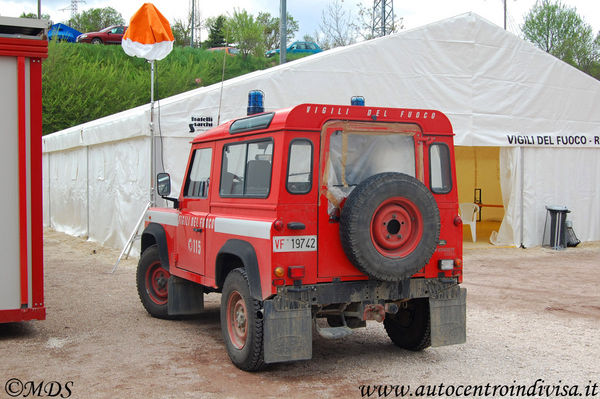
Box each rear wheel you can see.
[136,245,170,319]
[220,268,264,371]
[383,298,431,351]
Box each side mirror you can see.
[156,173,171,196]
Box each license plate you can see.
[273,236,317,252]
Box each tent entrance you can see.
[455,146,503,243]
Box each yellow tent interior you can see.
[455,146,504,243]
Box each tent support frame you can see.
[113,60,157,272]
[112,202,150,273]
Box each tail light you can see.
[288,266,305,279]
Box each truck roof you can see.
[192,103,453,144]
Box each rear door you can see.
[274,132,320,283]
[175,145,213,276]
[317,122,420,279]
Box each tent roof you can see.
[43,12,600,153]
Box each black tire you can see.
[326,315,344,327]
[91,37,102,44]
[384,298,431,351]
[220,268,264,371]
[136,244,170,319]
[340,172,440,281]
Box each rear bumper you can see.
[262,278,466,364]
[0,307,46,323]
[273,277,462,307]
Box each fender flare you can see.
[141,222,170,270]
[216,239,262,300]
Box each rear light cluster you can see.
[439,259,462,270]
[272,265,305,286]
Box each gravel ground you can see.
[0,229,599,399]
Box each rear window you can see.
[287,139,313,194]
[429,143,452,194]
[328,131,416,186]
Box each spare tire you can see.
[340,172,440,281]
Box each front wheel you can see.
[136,245,170,319]
[91,37,102,44]
[383,298,431,351]
[220,268,264,371]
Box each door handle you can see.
[193,228,203,233]
[287,222,306,230]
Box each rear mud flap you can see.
[429,287,467,347]
[167,276,204,316]
[263,300,312,364]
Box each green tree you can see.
[522,0,597,72]
[20,12,51,20]
[172,19,191,46]
[225,9,265,58]
[68,7,124,33]
[204,15,227,48]
[256,12,299,51]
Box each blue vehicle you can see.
[48,23,82,43]
[265,41,322,58]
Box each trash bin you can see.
[542,205,570,250]
[565,220,581,247]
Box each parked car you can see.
[265,41,322,58]
[207,47,240,56]
[76,25,127,45]
[48,23,82,43]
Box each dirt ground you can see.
[1,230,599,399]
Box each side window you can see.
[184,148,212,198]
[287,139,313,194]
[220,139,273,198]
[430,143,452,194]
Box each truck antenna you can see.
[216,34,229,125]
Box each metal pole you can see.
[191,0,195,47]
[279,0,287,64]
[86,145,90,239]
[504,0,507,30]
[519,147,525,247]
[38,0,41,19]
[150,60,156,206]
[382,0,386,35]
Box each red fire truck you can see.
[138,95,466,370]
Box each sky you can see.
[2,0,600,40]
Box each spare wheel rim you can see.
[370,197,424,258]
[227,290,248,350]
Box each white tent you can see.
[42,12,600,252]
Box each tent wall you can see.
[43,135,192,253]
[493,147,600,247]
